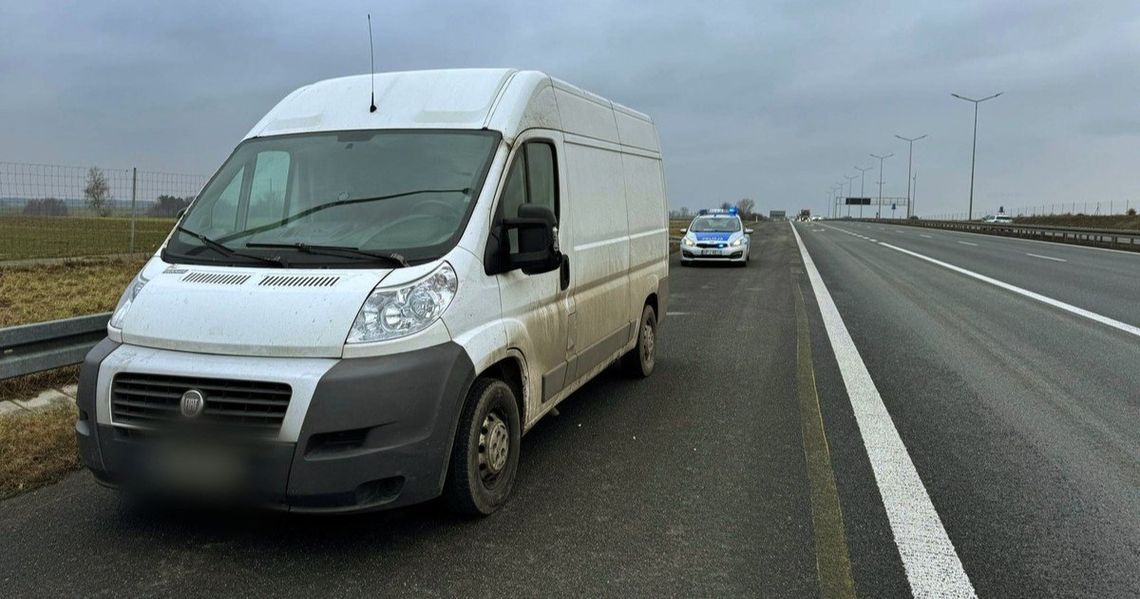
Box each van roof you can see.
[244,69,659,152]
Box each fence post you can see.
[129,167,137,254]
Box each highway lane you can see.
[2,219,1135,597]
[0,224,863,597]
[826,220,1140,327]
[798,221,1140,598]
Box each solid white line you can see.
[790,224,977,598]
[879,242,1140,339]
[956,241,978,247]
[1025,252,1067,263]
[665,311,691,316]
[920,234,933,239]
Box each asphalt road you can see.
[1,221,1136,597]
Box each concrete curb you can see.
[0,384,78,416]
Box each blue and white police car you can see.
[679,208,752,266]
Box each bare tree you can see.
[719,201,732,211]
[84,167,112,216]
[735,198,755,218]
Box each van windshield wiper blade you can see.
[219,187,471,245]
[174,226,287,267]
[245,242,409,267]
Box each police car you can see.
[679,208,753,266]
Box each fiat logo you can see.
[179,389,206,418]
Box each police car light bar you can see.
[700,208,738,216]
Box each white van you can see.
[76,69,670,515]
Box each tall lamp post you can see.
[894,134,927,218]
[952,92,1002,221]
[870,153,893,218]
[855,165,873,218]
[843,174,857,218]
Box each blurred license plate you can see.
[702,249,721,256]
[149,443,246,494]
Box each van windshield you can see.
[166,130,499,267]
[690,217,741,232]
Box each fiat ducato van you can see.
[77,69,670,515]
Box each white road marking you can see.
[919,234,932,239]
[791,224,978,599]
[879,242,1140,339]
[869,238,878,243]
[1026,252,1067,263]
[956,241,978,247]
[665,311,691,316]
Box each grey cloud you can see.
[2,0,1138,216]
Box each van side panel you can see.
[551,83,620,144]
[620,151,669,328]
[562,139,631,383]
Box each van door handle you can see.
[560,256,570,291]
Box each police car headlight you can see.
[347,262,458,343]
[682,237,695,247]
[730,237,746,247]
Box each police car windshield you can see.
[690,217,741,232]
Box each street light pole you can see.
[870,153,893,219]
[895,134,927,219]
[855,165,873,218]
[952,92,1002,221]
[843,174,857,218]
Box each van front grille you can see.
[111,373,292,434]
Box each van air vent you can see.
[259,275,340,287]
[181,272,252,285]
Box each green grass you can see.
[0,215,175,261]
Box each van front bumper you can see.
[76,339,475,513]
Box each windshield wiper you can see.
[174,226,287,267]
[245,242,409,267]
[219,187,471,245]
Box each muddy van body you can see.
[77,69,670,514]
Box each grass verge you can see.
[1015,214,1140,230]
[0,258,144,327]
[0,404,81,499]
[0,215,175,261]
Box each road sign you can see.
[845,197,871,205]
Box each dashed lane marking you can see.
[1025,252,1067,263]
[879,241,1140,339]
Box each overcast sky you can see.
[3,0,1138,216]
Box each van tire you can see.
[443,378,521,516]
[622,304,657,378]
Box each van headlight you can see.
[731,237,746,247]
[682,236,695,247]
[108,273,149,329]
[347,262,458,343]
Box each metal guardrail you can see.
[854,219,1140,252]
[0,313,109,380]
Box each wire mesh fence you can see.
[929,199,1137,221]
[0,162,208,261]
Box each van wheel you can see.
[622,304,657,378]
[443,378,521,516]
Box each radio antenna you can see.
[367,14,377,112]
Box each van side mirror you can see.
[680,228,687,234]
[745,228,753,235]
[501,205,562,274]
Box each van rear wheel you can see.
[443,378,521,516]
[622,304,657,378]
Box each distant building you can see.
[769,210,786,220]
